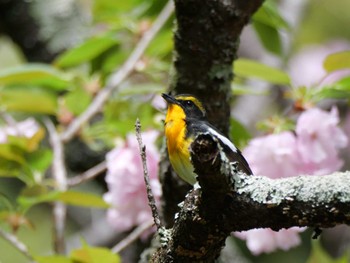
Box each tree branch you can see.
[44,118,67,254]
[152,133,350,262]
[135,119,162,231]
[112,219,154,254]
[171,0,263,133]
[232,172,350,230]
[67,161,107,187]
[0,228,35,263]
[60,1,174,143]
[161,0,264,230]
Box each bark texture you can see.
[171,0,263,133]
[153,134,350,262]
[161,0,264,230]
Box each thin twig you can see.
[111,219,154,254]
[44,118,67,254]
[67,161,107,187]
[0,228,35,262]
[135,119,162,230]
[60,1,174,143]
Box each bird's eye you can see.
[185,100,194,107]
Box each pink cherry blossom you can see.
[240,132,306,255]
[104,130,161,233]
[234,228,304,255]
[296,107,348,175]
[288,40,350,88]
[243,131,300,178]
[0,118,41,143]
[238,107,348,255]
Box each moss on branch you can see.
[152,133,350,262]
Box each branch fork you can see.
[152,133,350,262]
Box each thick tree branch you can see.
[161,0,264,229]
[171,0,263,133]
[232,172,350,230]
[153,134,350,262]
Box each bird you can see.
[162,93,253,185]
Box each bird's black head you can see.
[162,93,206,120]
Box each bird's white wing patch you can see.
[208,127,237,153]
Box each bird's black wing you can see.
[188,120,253,175]
[221,143,253,175]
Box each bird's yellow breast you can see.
[164,104,186,154]
[164,104,196,184]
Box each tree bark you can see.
[153,134,350,262]
[161,0,264,229]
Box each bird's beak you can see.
[161,93,178,105]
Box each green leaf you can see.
[71,246,120,263]
[20,185,48,197]
[58,191,109,208]
[93,0,140,18]
[26,148,53,174]
[54,34,119,68]
[253,21,282,55]
[91,45,124,76]
[234,58,290,85]
[0,193,13,212]
[17,187,59,211]
[6,127,45,152]
[306,241,348,263]
[0,64,71,91]
[0,125,46,181]
[316,76,350,100]
[323,51,350,73]
[0,159,22,178]
[35,255,73,263]
[230,118,251,149]
[253,1,289,30]
[316,87,350,100]
[64,87,92,115]
[252,0,289,55]
[0,144,26,164]
[0,87,57,114]
[101,99,155,138]
[146,30,173,57]
[18,189,109,210]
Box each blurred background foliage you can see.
[0,0,350,262]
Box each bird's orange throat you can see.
[164,104,187,155]
[164,103,195,184]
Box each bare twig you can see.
[67,161,107,187]
[60,1,174,143]
[44,118,67,254]
[0,228,35,262]
[112,219,154,253]
[135,119,162,230]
